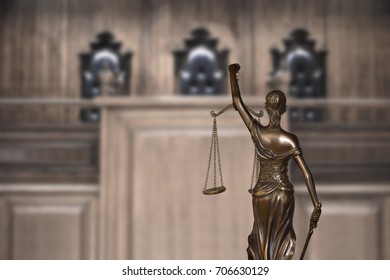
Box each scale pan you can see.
[202,186,226,195]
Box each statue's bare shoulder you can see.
[280,129,300,151]
[257,127,300,155]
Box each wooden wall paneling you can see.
[98,98,390,260]
[349,0,360,101]
[133,111,253,259]
[66,0,99,124]
[206,0,255,96]
[301,0,331,122]
[0,1,8,90]
[66,0,88,100]
[99,107,124,258]
[384,197,390,259]
[66,0,84,121]
[153,0,175,95]
[139,0,185,96]
[99,106,134,258]
[33,0,60,123]
[0,0,15,128]
[0,195,9,259]
[253,0,303,97]
[188,0,237,93]
[294,130,390,182]
[301,0,323,45]
[0,184,98,260]
[373,0,390,127]
[171,0,225,94]
[323,0,389,123]
[304,197,380,259]
[0,0,389,125]
[359,0,376,123]
[0,0,66,124]
[326,0,344,123]
[253,0,274,97]
[51,0,69,123]
[10,0,23,98]
[372,0,382,102]
[30,0,42,96]
[0,0,388,100]
[343,0,358,121]
[383,0,390,99]
[0,126,99,183]
[295,184,390,260]
[338,0,355,100]
[116,0,141,97]
[35,0,49,96]
[169,0,201,42]
[99,98,282,259]
[70,0,142,97]
[349,0,370,122]
[169,0,201,95]
[138,0,159,95]
[66,0,141,119]
[235,0,256,96]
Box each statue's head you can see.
[265,90,287,116]
[265,90,287,127]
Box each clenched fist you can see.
[229,63,241,74]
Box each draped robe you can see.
[247,121,302,260]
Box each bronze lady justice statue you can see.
[229,63,322,260]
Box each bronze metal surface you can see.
[228,63,322,260]
[202,186,226,195]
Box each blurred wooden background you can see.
[0,0,389,259]
[0,0,389,123]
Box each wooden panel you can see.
[309,199,379,259]
[295,184,390,260]
[292,130,390,182]
[0,0,389,124]
[0,126,99,183]
[0,185,97,260]
[132,127,253,259]
[0,141,94,166]
[12,203,84,259]
[0,196,9,260]
[384,197,390,259]
[99,97,286,259]
[0,0,141,124]
[99,99,390,259]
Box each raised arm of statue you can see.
[228,63,256,132]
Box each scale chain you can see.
[214,117,224,187]
[213,118,217,188]
[203,119,215,191]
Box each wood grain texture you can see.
[384,197,390,259]
[99,98,280,259]
[0,0,388,260]
[0,125,99,183]
[99,100,390,259]
[0,0,388,124]
[295,184,390,259]
[292,129,390,182]
[0,184,98,260]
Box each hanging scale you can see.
[202,104,263,195]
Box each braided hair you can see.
[265,90,287,127]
